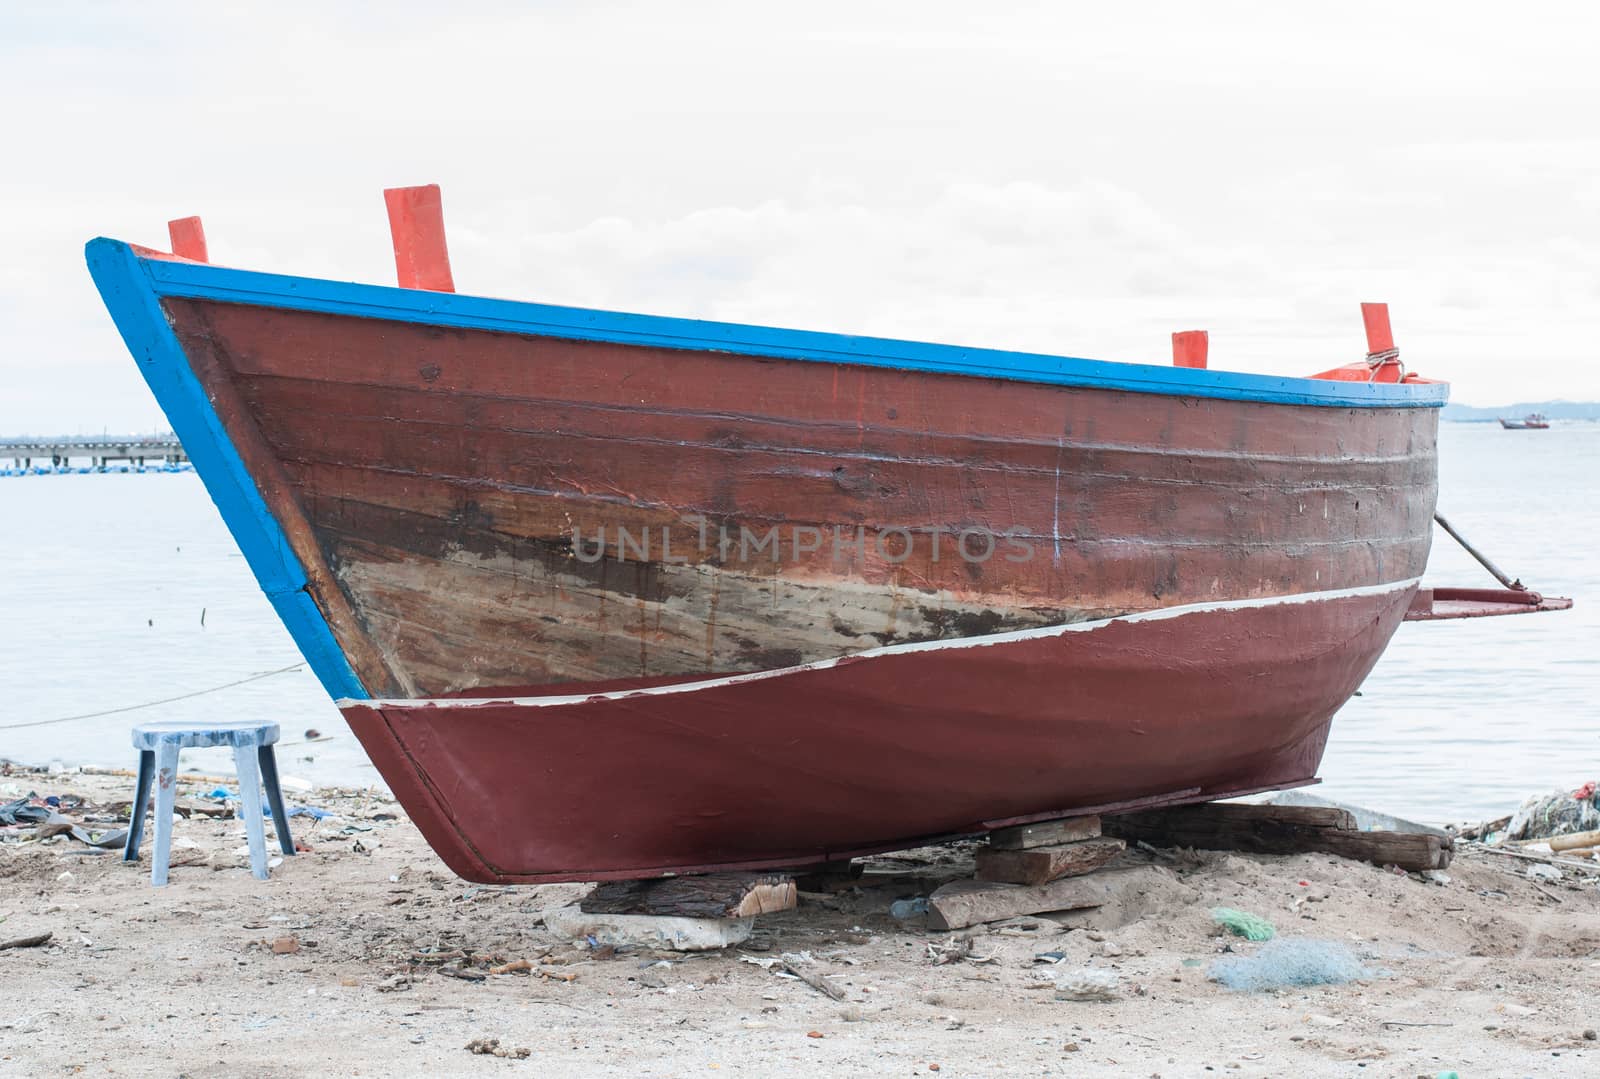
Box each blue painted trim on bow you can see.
[85,239,368,701]
[127,246,1448,409]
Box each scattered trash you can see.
[1525,863,1562,883]
[464,1038,530,1058]
[0,797,51,826]
[926,937,979,965]
[889,896,929,919]
[439,964,487,982]
[1506,786,1600,841]
[1033,950,1067,964]
[1208,939,1372,992]
[1050,967,1120,1002]
[782,956,847,1001]
[270,936,300,955]
[1211,907,1276,941]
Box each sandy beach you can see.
[3,767,1597,1078]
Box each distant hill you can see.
[1442,401,1600,422]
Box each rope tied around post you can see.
[1365,347,1404,381]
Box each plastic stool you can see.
[122,722,295,886]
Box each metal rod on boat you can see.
[1433,512,1524,591]
[1172,330,1208,369]
[383,184,456,292]
[167,217,209,263]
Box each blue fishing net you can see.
[1208,939,1373,992]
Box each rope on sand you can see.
[0,662,306,731]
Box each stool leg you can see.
[258,745,295,856]
[150,743,180,887]
[233,745,269,880]
[123,749,155,862]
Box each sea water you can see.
[0,421,1595,821]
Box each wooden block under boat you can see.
[579,872,797,919]
[1104,801,1453,872]
[927,866,1161,931]
[988,814,1103,850]
[974,837,1126,885]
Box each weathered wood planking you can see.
[975,837,1126,885]
[989,814,1103,850]
[165,298,1437,695]
[928,867,1164,930]
[1104,802,1454,872]
[579,872,796,918]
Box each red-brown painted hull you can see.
[89,236,1448,888]
[158,298,1437,698]
[341,580,1415,883]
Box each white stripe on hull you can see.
[343,576,1420,712]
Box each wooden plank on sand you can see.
[927,866,1157,930]
[1104,802,1452,872]
[579,872,796,919]
[988,814,1103,850]
[975,837,1125,885]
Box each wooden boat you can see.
[1499,414,1550,429]
[88,187,1459,883]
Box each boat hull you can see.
[154,295,1436,699]
[85,237,1446,884]
[341,578,1416,883]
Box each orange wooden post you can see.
[1360,303,1394,355]
[383,184,455,292]
[1171,330,1208,369]
[168,217,209,263]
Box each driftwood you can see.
[0,932,52,950]
[1549,829,1600,852]
[975,837,1125,885]
[1471,845,1600,874]
[782,960,848,1000]
[579,873,796,919]
[927,866,1160,930]
[1104,802,1453,872]
[988,814,1102,850]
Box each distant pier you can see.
[1,434,188,470]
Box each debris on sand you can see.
[465,1037,530,1058]
[1048,968,1121,1002]
[0,932,52,951]
[1211,907,1275,942]
[1208,939,1373,992]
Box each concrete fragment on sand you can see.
[543,905,754,951]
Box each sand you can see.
[3,769,1598,1078]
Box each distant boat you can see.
[90,185,1559,886]
[1499,414,1550,429]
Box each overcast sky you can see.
[4,1,1599,433]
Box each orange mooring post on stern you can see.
[167,217,209,263]
[1172,330,1208,369]
[383,184,456,292]
[1361,303,1395,357]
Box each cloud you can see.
[5,0,1600,433]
